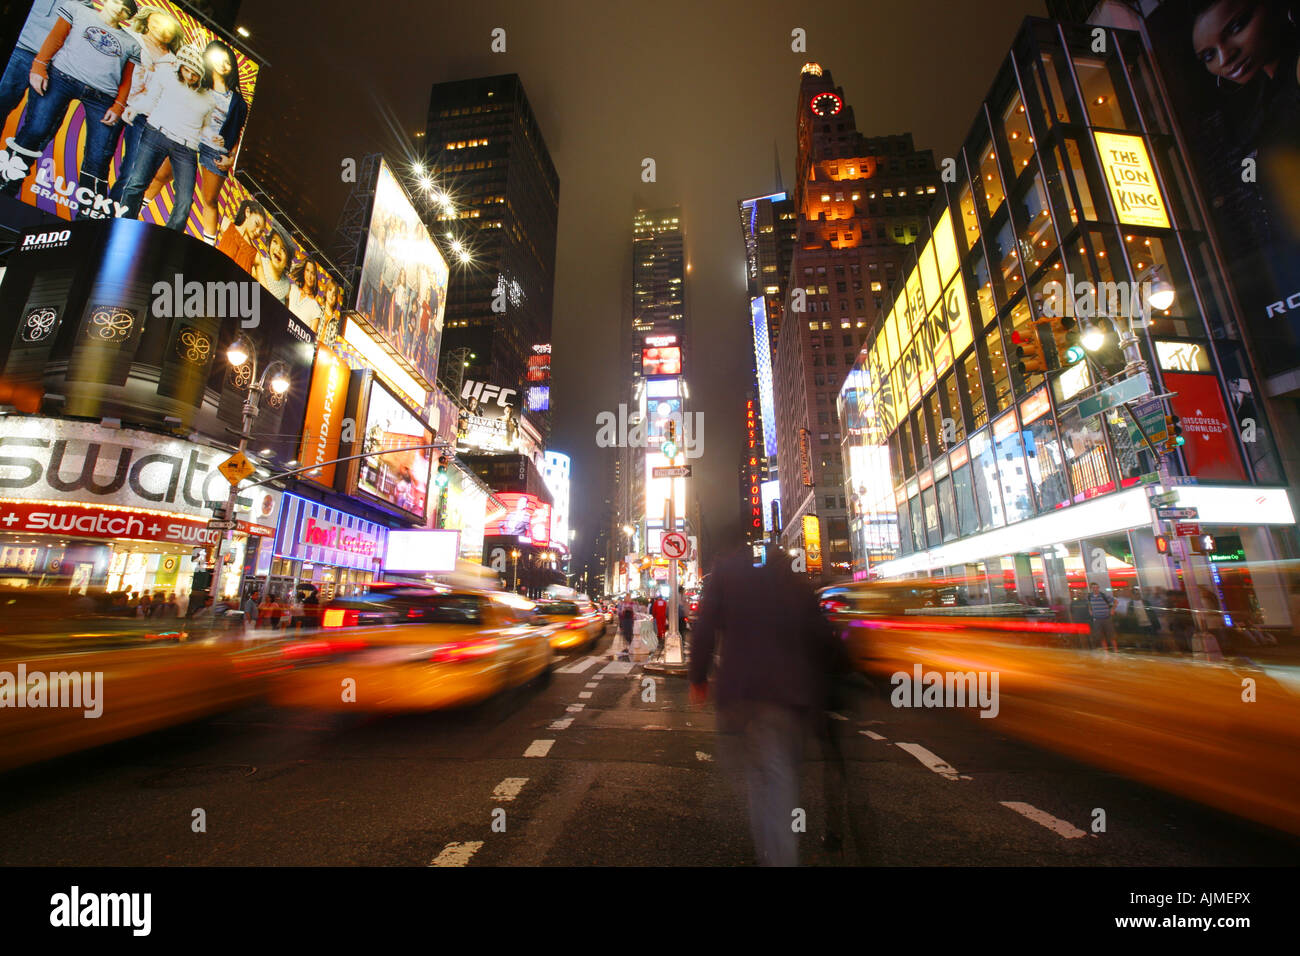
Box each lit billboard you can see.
[750,296,777,459]
[485,492,547,544]
[542,451,570,549]
[355,378,433,521]
[354,159,449,390]
[641,345,682,377]
[0,0,259,233]
[383,530,460,573]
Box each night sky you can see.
[238,0,1046,568]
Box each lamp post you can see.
[510,548,520,593]
[209,335,290,611]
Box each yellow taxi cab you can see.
[533,597,605,651]
[271,583,554,711]
[0,588,277,772]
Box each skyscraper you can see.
[773,63,940,575]
[424,74,560,437]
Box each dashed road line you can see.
[566,703,585,713]
[557,656,600,674]
[1000,801,1088,839]
[524,739,555,758]
[584,682,598,688]
[827,711,849,721]
[578,691,592,699]
[430,841,483,867]
[695,751,713,762]
[859,730,887,741]
[492,778,528,802]
[895,742,968,781]
[548,717,573,730]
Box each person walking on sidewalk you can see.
[1088,582,1119,653]
[689,533,840,866]
[617,595,635,660]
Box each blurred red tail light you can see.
[430,639,502,663]
[321,608,359,628]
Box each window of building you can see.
[952,460,979,536]
[998,92,1035,176]
[993,414,1034,523]
[1058,405,1116,503]
[984,321,1012,415]
[940,371,966,445]
[976,141,1006,219]
[968,427,1005,530]
[1022,400,1070,512]
[962,340,988,431]
[1073,53,1136,131]
[937,476,959,542]
[1058,139,1098,223]
[1012,167,1058,277]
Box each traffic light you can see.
[434,455,450,488]
[1155,534,1169,554]
[661,418,678,461]
[1051,316,1085,366]
[1163,415,1185,451]
[1011,329,1046,375]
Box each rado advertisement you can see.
[0,217,315,460]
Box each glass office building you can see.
[839,18,1296,628]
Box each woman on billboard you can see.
[253,224,294,303]
[288,255,323,329]
[0,0,141,218]
[116,42,220,230]
[107,5,184,209]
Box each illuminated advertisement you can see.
[356,378,433,521]
[803,514,823,574]
[441,471,486,561]
[745,398,761,531]
[354,159,449,390]
[1092,132,1171,231]
[647,396,681,439]
[383,530,459,573]
[526,386,550,412]
[761,479,780,533]
[486,492,543,542]
[531,501,552,547]
[644,451,686,520]
[526,349,551,383]
[641,345,682,377]
[542,451,570,550]
[0,216,313,456]
[297,343,351,485]
[1164,372,1248,483]
[274,493,386,570]
[750,296,777,459]
[645,377,678,399]
[0,1,259,233]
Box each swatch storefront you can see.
[0,415,280,606]
[267,494,388,603]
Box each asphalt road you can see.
[0,625,1295,867]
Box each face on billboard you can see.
[356,380,433,520]
[353,160,449,391]
[641,346,681,376]
[0,1,258,234]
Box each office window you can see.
[962,348,988,429]
[968,427,1005,530]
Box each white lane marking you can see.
[430,841,483,867]
[566,703,585,713]
[600,661,634,675]
[524,739,555,758]
[827,712,849,721]
[1000,801,1088,839]
[895,742,964,781]
[584,682,598,688]
[695,751,713,762]
[593,674,605,680]
[557,656,600,674]
[492,778,528,801]
[578,691,592,699]
[859,730,887,741]
[548,717,573,730]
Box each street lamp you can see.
[510,548,520,593]
[210,336,291,612]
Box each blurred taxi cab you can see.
[818,578,1300,836]
[272,583,554,711]
[533,597,604,651]
[0,588,277,773]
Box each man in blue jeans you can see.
[0,0,139,219]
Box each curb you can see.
[643,660,691,677]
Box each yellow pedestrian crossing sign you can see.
[218,451,256,485]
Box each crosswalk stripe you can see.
[430,841,483,866]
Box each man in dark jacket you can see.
[689,540,839,866]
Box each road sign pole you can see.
[664,478,682,664]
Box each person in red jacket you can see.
[650,594,668,639]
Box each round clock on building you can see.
[810,92,843,117]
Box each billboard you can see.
[485,492,544,543]
[356,378,433,521]
[297,343,351,485]
[354,159,449,390]
[542,451,570,548]
[383,530,460,573]
[0,0,259,233]
[0,216,313,457]
[641,344,682,377]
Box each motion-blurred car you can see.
[0,588,277,772]
[817,579,1300,837]
[533,598,605,651]
[272,584,553,711]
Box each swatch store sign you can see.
[0,416,281,546]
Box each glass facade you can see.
[838,18,1290,607]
